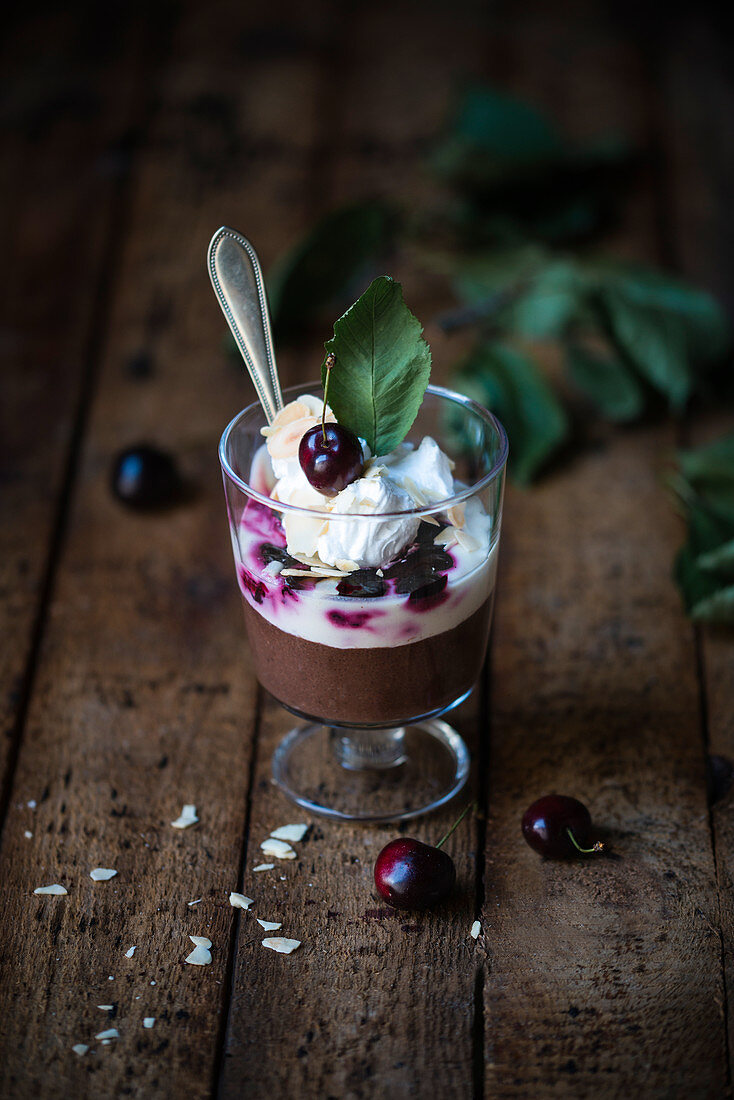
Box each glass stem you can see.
[330,726,407,771]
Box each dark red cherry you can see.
[298,423,363,495]
[521,794,603,859]
[111,445,182,508]
[374,838,456,910]
[373,802,474,910]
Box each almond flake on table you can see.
[185,936,212,966]
[125,946,136,958]
[260,838,296,860]
[270,824,308,843]
[253,863,274,872]
[24,831,33,839]
[143,1017,155,1029]
[72,1044,89,1057]
[97,1005,114,1011]
[262,937,301,955]
[187,898,203,907]
[95,1028,119,1041]
[33,884,67,895]
[229,892,254,910]
[470,920,481,940]
[171,803,199,829]
[90,868,117,882]
[256,919,282,931]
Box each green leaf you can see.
[267,201,396,341]
[697,538,734,577]
[596,286,692,408]
[454,341,569,484]
[565,343,645,422]
[591,260,730,366]
[442,85,563,163]
[452,248,586,339]
[590,261,730,409]
[323,276,431,455]
[677,434,734,526]
[690,584,734,624]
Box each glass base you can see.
[271,719,470,823]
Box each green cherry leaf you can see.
[455,340,568,485]
[323,276,431,455]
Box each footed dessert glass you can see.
[220,383,508,822]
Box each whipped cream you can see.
[260,395,458,569]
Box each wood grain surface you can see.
[1,1,732,1098]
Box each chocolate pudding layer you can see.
[242,596,492,726]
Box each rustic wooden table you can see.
[2,1,733,1097]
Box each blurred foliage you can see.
[430,85,630,247]
[672,435,734,624]
[259,81,733,622]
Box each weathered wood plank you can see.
[219,8,490,1097]
[660,14,734,1083]
[480,5,728,1096]
[0,2,325,1096]
[0,6,157,812]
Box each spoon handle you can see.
[207,227,283,423]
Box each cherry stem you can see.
[322,352,335,444]
[436,801,477,850]
[566,827,604,855]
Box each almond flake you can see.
[143,1018,156,1029]
[72,1044,89,1057]
[422,513,441,526]
[447,503,466,529]
[335,559,359,573]
[190,935,212,948]
[34,884,67,896]
[188,898,202,907]
[24,831,33,839]
[27,800,37,809]
[253,863,274,872]
[310,566,347,577]
[256,919,282,931]
[260,838,296,860]
[270,824,308,843]
[433,526,455,546]
[229,892,254,910]
[97,1005,114,1011]
[375,569,384,578]
[454,527,480,552]
[90,868,117,881]
[402,476,428,506]
[125,946,136,958]
[470,920,481,940]
[262,937,301,954]
[171,804,199,829]
[95,1028,119,1041]
[280,568,313,577]
[185,945,212,965]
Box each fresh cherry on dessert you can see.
[299,423,363,495]
[374,802,474,910]
[298,352,362,495]
[521,795,603,859]
[111,445,182,508]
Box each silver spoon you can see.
[207,227,283,423]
